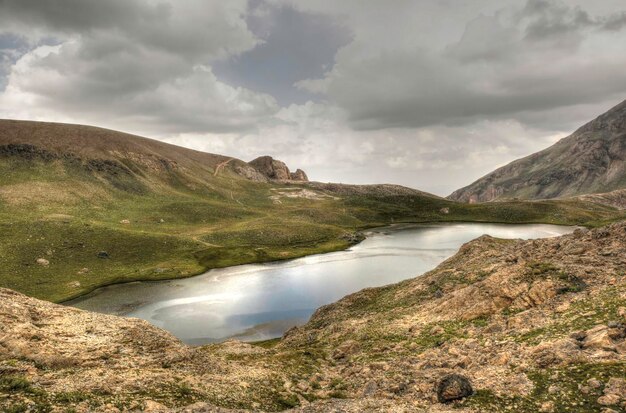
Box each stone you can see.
[588,378,603,389]
[436,374,473,403]
[119,219,130,224]
[143,400,168,411]
[290,169,308,181]
[97,251,110,259]
[582,325,615,351]
[539,401,555,412]
[248,156,308,182]
[36,258,49,266]
[598,394,620,406]
[362,380,378,396]
[604,378,626,400]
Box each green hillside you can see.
[0,120,622,302]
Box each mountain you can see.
[449,99,626,203]
[0,119,618,302]
[2,223,625,412]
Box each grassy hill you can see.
[0,119,622,302]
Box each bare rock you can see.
[290,169,308,181]
[436,374,473,403]
[248,156,308,182]
[143,400,169,412]
[583,325,616,352]
[598,394,621,406]
[36,258,49,266]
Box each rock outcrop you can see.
[289,169,308,181]
[248,156,308,182]
[449,99,626,202]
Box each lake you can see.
[67,223,575,345]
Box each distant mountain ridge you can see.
[449,99,626,203]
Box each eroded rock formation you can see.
[248,156,308,182]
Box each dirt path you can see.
[213,158,234,176]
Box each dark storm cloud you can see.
[213,3,351,105]
[0,33,30,91]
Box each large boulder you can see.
[290,169,308,181]
[248,156,308,182]
[436,374,473,403]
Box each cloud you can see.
[0,0,258,60]
[164,101,573,195]
[292,0,626,130]
[0,0,625,195]
[213,2,351,105]
[0,0,281,133]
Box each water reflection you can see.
[68,223,575,344]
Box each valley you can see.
[1,120,619,303]
[0,117,625,413]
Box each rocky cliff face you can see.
[2,224,626,412]
[248,156,308,182]
[449,99,626,203]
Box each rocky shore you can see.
[2,223,626,412]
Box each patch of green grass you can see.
[250,338,281,348]
[515,286,626,344]
[0,375,34,393]
[522,262,587,295]
[277,394,300,409]
[460,362,626,412]
[53,391,90,404]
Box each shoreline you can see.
[60,219,580,305]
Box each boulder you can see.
[97,251,110,259]
[290,169,308,181]
[248,156,291,180]
[248,156,308,182]
[436,374,473,403]
[36,258,49,266]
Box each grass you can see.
[0,149,623,302]
[460,362,626,412]
[515,285,626,344]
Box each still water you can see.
[68,223,575,345]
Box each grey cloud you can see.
[302,0,626,131]
[0,0,279,133]
[213,3,351,105]
[1,0,626,194]
[0,0,257,61]
[601,11,626,31]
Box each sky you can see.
[0,0,625,195]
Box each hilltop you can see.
[449,99,626,203]
[1,222,625,412]
[0,119,621,302]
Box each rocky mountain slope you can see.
[449,99,626,203]
[1,119,618,303]
[2,223,625,412]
